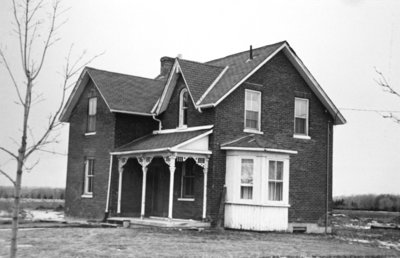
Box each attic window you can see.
[179,88,189,127]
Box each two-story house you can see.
[60,41,345,233]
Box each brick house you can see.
[60,41,345,232]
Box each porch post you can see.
[202,158,209,221]
[164,155,176,220]
[117,157,128,214]
[137,157,153,219]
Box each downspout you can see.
[325,121,330,233]
[152,114,162,131]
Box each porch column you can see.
[202,159,209,221]
[117,157,128,214]
[164,155,176,220]
[137,157,153,219]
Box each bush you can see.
[333,194,400,212]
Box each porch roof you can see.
[221,134,298,155]
[111,127,213,156]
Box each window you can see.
[179,89,189,127]
[181,160,195,198]
[268,160,283,201]
[240,159,253,199]
[87,97,97,133]
[294,98,309,135]
[245,90,261,131]
[83,159,95,196]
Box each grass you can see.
[0,227,399,257]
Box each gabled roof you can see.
[111,126,213,155]
[154,41,345,125]
[60,67,165,122]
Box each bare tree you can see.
[0,0,101,257]
[375,67,400,123]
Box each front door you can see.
[147,164,169,217]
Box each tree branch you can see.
[0,146,18,160]
[0,169,16,186]
[0,48,25,105]
[375,67,400,98]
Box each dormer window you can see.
[179,88,189,127]
[87,89,97,133]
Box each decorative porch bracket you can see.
[163,155,176,220]
[117,157,128,214]
[137,156,153,219]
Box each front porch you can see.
[105,126,213,222]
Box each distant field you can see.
[0,198,64,216]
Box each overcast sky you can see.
[0,0,400,196]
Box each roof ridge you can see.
[206,41,287,64]
[85,66,161,83]
[177,58,225,69]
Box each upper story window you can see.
[83,158,95,197]
[179,88,189,127]
[294,98,309,136]
[244,90,261,132]
[240,158,254,200]
[87,93,97,133]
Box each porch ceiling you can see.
[111,128,212,156]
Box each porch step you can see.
[107,217,210,229]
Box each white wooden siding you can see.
[224,203,288,231]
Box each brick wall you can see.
[210,52,334,223]
[65,80,115,219]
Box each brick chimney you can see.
[159,56,175,79]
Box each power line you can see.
[339,108,400,113]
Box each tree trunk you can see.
[10,169,22,258]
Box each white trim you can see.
[177,198,195,202]
[105,154,113,212]
[170,149,212,155]
[179,88,189,127]
[173,130,213,149]
[212,44,286,107]
[175,61,200,110]
[81,194,93,198]
[196,66,229,105]
[243,129,263,135]
[225,201,290,208]
[243,82,263,87]
[111,148,171,155]
[153,125,213,134]
[150,98,160,114]
[110,109,153,116]
[294,97,309,136]
[221,146,298,155]
[293,134,311,140]
[156,61,178,114]
[84,132,96,136]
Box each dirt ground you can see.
[0,226,399,257]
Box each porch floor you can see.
[107,216,211,229]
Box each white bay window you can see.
[240,159,254,200]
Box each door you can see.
[147,164,169,217]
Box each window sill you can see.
[85,132,96,136]
[243,128,264,135]
[178,198,195,202]
[293,134,311,140]
[226,201,290,208]
[81,194,93,198]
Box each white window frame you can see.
[178,88,189,128]
[267,160,284,202]
[87,97,97,134]
[294,98,309,138]
[82,158,94,198]
[240,158,254,201]
[244,89,262,133]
